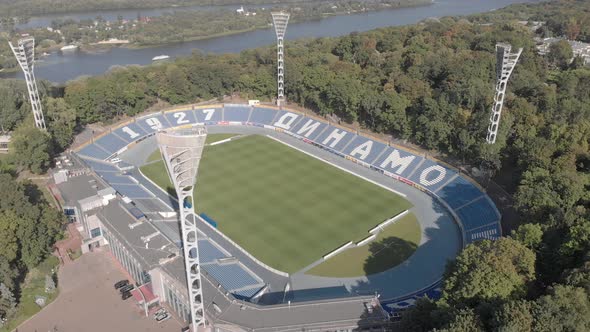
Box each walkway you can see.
[16,250,182,332]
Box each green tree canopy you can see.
[491,300,533,332]
[442,238,536,307]
[45,97,77,151]
[547,40,573,69]
[532,285,590,332]
[510,223,543,249]
[10,126,54,174]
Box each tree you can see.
[491,300,533,332]
[0,173,64,269]
[560,218,590,256]
[0,259,16,293]
[441,238,536,307]
[0,283,15,321]
[10,125,54,174]
[438,308,484,332]
[0,80,28,131]
[532,285,590,332]
[547,40,573,69]
[562,258,590,294]
[514,167,585,225]
[399,297,453,332]
[44,97,77,152]
[0,211,22,263]
[510,224,543,249]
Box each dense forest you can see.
[1,0,589,330]
[0,172,65,327]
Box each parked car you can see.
[114,280,129,289]
[152,308,166,319]
[121,291,133,300]
[156,312,171,322]
[119,284,135,293]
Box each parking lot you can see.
[17,249,183,332]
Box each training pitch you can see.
[141,134,416,274]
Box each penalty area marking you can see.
[265,135,407,198]
[209,138,232,146]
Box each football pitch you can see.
[141,134,416,274]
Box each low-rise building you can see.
[0,134,10,154]
[537,37,590,65]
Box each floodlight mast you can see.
[271,12,290,106]
[486,43,522,144]
[156,126,207,332]
[8,37,46,130]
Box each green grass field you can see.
[307,213,421,277]
[141,134,415,273]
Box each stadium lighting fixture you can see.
[486,43,522,144]
[8,37,46,130]
[271,11,290,106]
[157,126,207,332]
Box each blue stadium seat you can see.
[466,223,501,244]
[407,159,456,192]
[290,117,329,141]
[455,197,500,231]
[81,158,119,172]
[194,108,222,124]
[136,113,172,133]
[249,107,279,126]
[315,125,355,152]
[437,176,484,209]
[94,134,128,154]
[223,105,251,122]
[202,263,259,291]
[343,136,388,164]
[78,144,111,160]
[164,110,197,128]
[113,123,148,143]
[197,240,228,263]
[373,147,423,178]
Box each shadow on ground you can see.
[364,237,418,275]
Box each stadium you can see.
[51,103,502,331]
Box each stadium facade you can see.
[51,103,501,331]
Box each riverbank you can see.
[4,0,431,61]
[0,0,537,83]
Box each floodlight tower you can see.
[486,43,522,144]
[157,126,207,332]
[271,11,290,106]
[8,37,46,130]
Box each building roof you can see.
[97,187,116,196]
[55,174,105,206]
[97,202,177,271]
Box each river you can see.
[1,0,538,83]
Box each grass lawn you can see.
[146,133,239,162]
[307,213,421,277]
[1,256,60,332]
[141,134,413,273]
